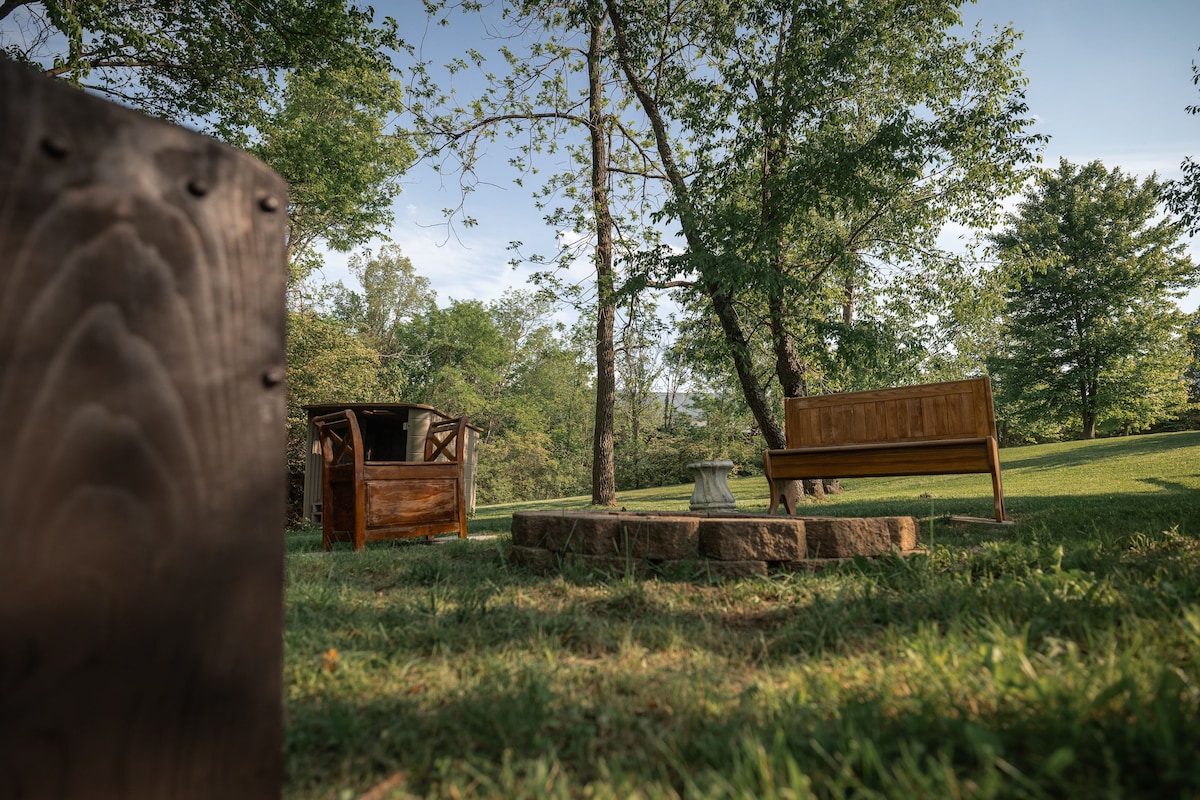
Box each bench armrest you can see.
[425,416,469,463]
[313,409,363,470]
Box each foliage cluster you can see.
[1164,47,1200,235]
[2,0,417,282]
[0,0,398,140]
[283,432,1200,799]
[250,67,416,282]
[988,160,1198,441]
[285,248,768,509]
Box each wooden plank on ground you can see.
[948,516,1017,527]
[0,56,287,799]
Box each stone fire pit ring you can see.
[508,510,921,579]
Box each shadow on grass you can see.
[286,532,1200,797]
[284,433,1200,797]
[997,430,1200,472]
[302,519,1200,662]
[285,499,1200,790]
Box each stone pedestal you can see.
[687,459,737,511]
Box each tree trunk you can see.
[588,5,618,506]
[707,282,786,448]
[1083,412,1097,439]
[593,302,617,503]
[843,272,855,326]
[1081,377,1098,440]
[768,282,809,399]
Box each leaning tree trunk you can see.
[760,139,814,507]
[607,0,799,505]
[767,285,824,503]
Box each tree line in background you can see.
[4,1,1199,513]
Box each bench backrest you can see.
[315,409,469,466]
[783,378,998,448]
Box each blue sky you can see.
[336,2,1197,312]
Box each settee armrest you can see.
[425,416,469,463]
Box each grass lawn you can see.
[284,431,1200,799]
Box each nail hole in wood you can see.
[41,137,68,158]
[262,367,285,388]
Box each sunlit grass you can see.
[285,431,1200,798]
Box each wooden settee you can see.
[763,377,1006,522]
[314,409,470,550]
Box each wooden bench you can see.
[763,378,1006,521]
[314,409,470,550]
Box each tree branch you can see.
[645,279,695,290]
[0,0,35,23]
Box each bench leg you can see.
[779,481,797,516]
[987,439,1006,522]
[766,478,797,516]
[457,481,468,538]
[764,453,779,514]
[763,451,798,516]
[991,470,1006,522]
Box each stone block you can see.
[513,511,623,555]
[777,557,852,574]
[507,545,560,573]
[557,512,625,555]
[511,510,554,548]
[803,517,893,558]
[699,517,804,561]
[884,517,920,551]
[616,514,701,559]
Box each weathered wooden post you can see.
[0,57,287,798]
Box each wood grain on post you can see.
[0,57,287,798]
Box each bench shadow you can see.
[997,431,1200,472]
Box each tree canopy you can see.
[604,0,1042,474]
[3,0,418,287]
[988,159,1198,440]
[251,66,416,281]
[1,0,400,141]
